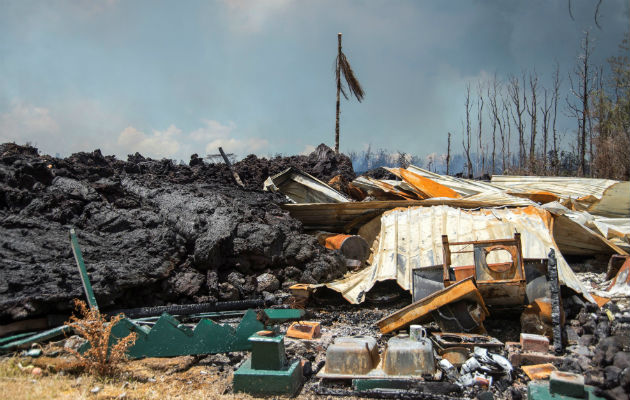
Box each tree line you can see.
[349,31,629,181]
[457,30,629,180]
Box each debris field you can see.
[1,142,630,400]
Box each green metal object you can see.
[549,371,585,398]
[250,333,287,370]
[262,308,304,324]
[233,331,303,396]
[69,228,98,310]
[82,309,265,359]
[528,381,605,400]
[0,326,71,352]
[131,310,248,323]
[353,379,415,391]
[0,332,37,346]
[233,358,302,397]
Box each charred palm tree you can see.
[335,33,365,154]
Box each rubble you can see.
[2,143,630,399]
[314,205,599,304]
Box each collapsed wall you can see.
[0,143,352,323]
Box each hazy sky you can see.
[1,0,628,161]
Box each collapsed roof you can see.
[266,165,630,304]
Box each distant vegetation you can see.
[350,32,630,180]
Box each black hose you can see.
[106,299,266,319]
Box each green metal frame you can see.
[69,228,98,310]
[0,326,71,352]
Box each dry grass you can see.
[0,355,261,400]
[0,355,363,400]
[64,299,137,377]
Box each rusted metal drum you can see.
[323,234,370,263]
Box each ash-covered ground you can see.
[0,142,355,323]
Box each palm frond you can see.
[338,52,365,102]
[335,56,349,100]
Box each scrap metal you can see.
[316,205,596,305]
[318,328,438,380]
[286,321,321,340]
[600,256,630,297]
[288,283,312,309]
[0,325,71,352]
[69,228,98,310]
[233,330,303,396]
[264,167,350,203]
[521,363,557,381]
[318,233,370,265]
[491,175,630,218]
[442,233,527,306]
[376,277,488,334]
[431,332,503,349]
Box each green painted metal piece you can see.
[262,308,304,323]
[69,228,98,310]
[353,379,415,391]
[528,381,605,400]
[233,331,302,396]
[131,310,246,323]
[250,333,287,370]
[83,309,265,358]
[549,371,585,398]
[0,326,71,352]
[233,358,302,397]
[0,332,37,346]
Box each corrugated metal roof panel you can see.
[492,175,630,217]
[263,167,350,203]
[321,205,594,304]
[406,165,508,196]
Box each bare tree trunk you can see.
[477,83,485,176]
[488,76,501,175]
[540,88,552,174]
[502,98,511,172]
[567,31,594,177]
[463,84,473,178]
[552,63,560,175]
[527,72,538,173]
[446,132,451,175]
[508,74,527,170]
[580,33,589,175]
[335,34,342,154]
